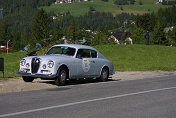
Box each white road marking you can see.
[1,86,176,117]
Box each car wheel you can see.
[22,76,34,82]
[97,67,109,82]
[55,67,67,86]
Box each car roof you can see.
[52,44,107,59]
[52,44,96,50]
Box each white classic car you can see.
[18,44,114,86]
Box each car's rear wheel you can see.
[97,67,109,82]
[55,67,68,86]
[22,76,34,82]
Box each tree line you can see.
[0,0,176,52]
[0,3,135,51]
[133,5,176,45]
[0,0,55,32]
[0,0,55,51]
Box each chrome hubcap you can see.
[60,71,66,82]
[102,69,108,80]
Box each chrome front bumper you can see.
[17,72,56,78]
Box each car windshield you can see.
[46,46,76,56]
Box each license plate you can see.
[20,69,27,73]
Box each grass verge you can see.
[0,52,26,79]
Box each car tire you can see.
[22,76,34,82]
[97,67,109,82]
[55,67,68,86]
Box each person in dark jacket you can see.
[145,31,150,45]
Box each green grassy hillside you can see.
[95,45,176,71]
[43,0,168,16]
[0,45,176,79]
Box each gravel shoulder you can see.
[0,71,176,93]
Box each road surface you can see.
[0,74,176,118]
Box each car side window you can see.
[76,49,91,58]
[91,50,97,58]
[65,48,76,56]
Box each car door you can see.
[76,49,96,78]
[89,49,100,76]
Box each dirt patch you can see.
[112,71,176,81]
[0,79,57,93]
[0,71,176,93]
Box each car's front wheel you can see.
[22,76,34,82]
[55,67,68,86]
[97,67,109,82]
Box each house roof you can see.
[0,40,7,45]
[0,40,12,47]
[111,31,131,40]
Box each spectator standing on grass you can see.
[145,31,150,45]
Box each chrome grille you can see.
[31,57,40,73]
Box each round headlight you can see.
[20,59,26,66]
[48,61,54,68]
[42,64,47,69]
[26,63,30,68]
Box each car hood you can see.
[22,54,73,61]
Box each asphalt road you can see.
[0,74,176,118]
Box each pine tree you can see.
[0,21,12,41]
[68,20,80,44]
[139,0,143,5]
[152,22,166,44]
[131,27,145,44]
[32,9,52,46]
[136,13,155,31]
[52,21,63,42]
[166,27,176,46]
[93,28,107,45]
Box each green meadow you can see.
[0,52,26,79]
[0,45,176,79]
[95,45,176,71]
[43,0,168,16]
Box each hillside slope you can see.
[43,0,168,16]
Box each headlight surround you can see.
[47,60,54,68]
[26,63,30,68]
[20,59,26,66]
[42,64,47,69]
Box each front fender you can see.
[54,62,71,78]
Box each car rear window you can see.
[76,49,97,58]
